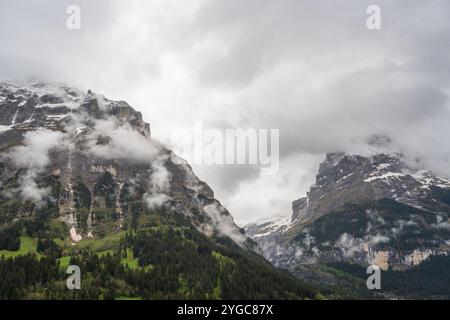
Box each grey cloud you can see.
[5,129,66,205]
[193,164,261,196]
[1,0,449,223]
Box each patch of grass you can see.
[319,264,366,286]
[57,256,71,270]
[54,237,74,256]
[213,281,221,299]
[212,251,234,299]
[121,248,139,269]
[53,237,71,247]
[115,296,143,300]
[212,251,234,265]
[0,236,40,259]
[178,276,188,295]
[95,249,114,257]
[77,231,126,252]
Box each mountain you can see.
[246,152,450,298]
[0,81,318,300]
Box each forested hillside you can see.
[0,208,319,300]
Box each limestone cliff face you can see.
[0,81,245,245]
[294,152,450,224]
[246,152,450,272]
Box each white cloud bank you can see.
[6,129,65,204]
[1,0,449,223]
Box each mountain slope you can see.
[0,81,244,244]
[246,152,450,298]
[0,81,318,300]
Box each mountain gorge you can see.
[0,81,317,300]
[246,152,450,298]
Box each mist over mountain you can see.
[246,151,450,298]
[0,81,318,300]
[2,1,450,225]
[1,1,450,303]
[0,81,247,243]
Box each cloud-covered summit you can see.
[1,0,449,223]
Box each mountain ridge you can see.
[246,151,450,273]
[0,80,319,299]
[0,80,246,245]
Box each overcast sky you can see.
[1,0,449,224]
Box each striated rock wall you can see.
[0,81,245,245]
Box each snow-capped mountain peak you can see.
[246,151,450,273]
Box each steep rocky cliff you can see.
[0,81,322,300]
[246,152,450,273]
[0,81,244,245]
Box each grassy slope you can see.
[56,235,144,271]
[0,220,319,299]
[0,236,40,259]
[212,251,234,299]
[120,248,139,269]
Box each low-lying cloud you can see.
[6,129,65,204]
[144,155,172,209]
[85,117,160,162]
